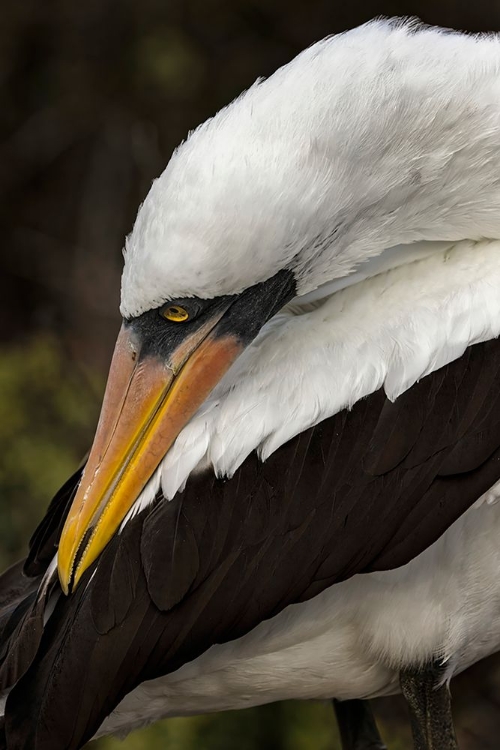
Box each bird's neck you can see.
[297,124,500,296]
[290,27,500,294]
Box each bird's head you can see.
[59,24,366,594]
[57,20,500,592]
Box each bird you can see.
[3,17,500,750]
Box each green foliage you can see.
[93,701,410,749]
[0,336,101,569]
[94,701,343,750]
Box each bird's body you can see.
[2,19,500,749]
[99,488,500,738]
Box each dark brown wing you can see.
[3,338,500,749]
[0,468,82,691]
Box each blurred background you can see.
[2,0,500,747]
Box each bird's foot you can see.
[400,661,458,750]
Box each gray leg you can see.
[333,699,387,750]
[399,663,458,750]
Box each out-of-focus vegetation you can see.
[3,1,500,748]
[95,702,412,750]
[0,338,100,569]
[97,702,344,750]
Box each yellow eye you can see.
[162,305,190,322]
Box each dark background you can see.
[2,1,500,748]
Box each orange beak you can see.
[57,271,295,594]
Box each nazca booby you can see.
[2,18,500,750]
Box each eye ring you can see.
[161,305,190,322]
